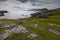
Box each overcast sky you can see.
[0,0,60,11]
[0,0,60,19]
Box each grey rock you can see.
[0,10,8,16]
[0,25,28,40]
[28,34,38,38]
[0,33,10,40]
[31,13,49,18]
[0,22,16,28]
[48,28,60,34]
[11,25,28,33]
[48,23,60,27]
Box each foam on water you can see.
[0,0,38,19]
[0,10,37,19]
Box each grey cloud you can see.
[0,0,60,10]
[31,0,60,6]
[29,0,39,2]
[0,0,6,2]
[17,0,39,3]
[17,0,28,3]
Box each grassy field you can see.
[0,8,60,40]
[0,15,60,40]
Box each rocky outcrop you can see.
[31,13,49,18]
[29,8,48,11]
[48,23,60,34]
[30,8,60,18]
[0,10,8,16]
[0,24,28,40]
[48,23,60,27]
[0,22,16,28]
[48,28,60,34]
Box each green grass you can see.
[0,15,59,40]
[0,8,60,40]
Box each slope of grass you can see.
[0,15,59,40]
[0,8,60,40]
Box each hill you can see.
[0,8,60,40]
